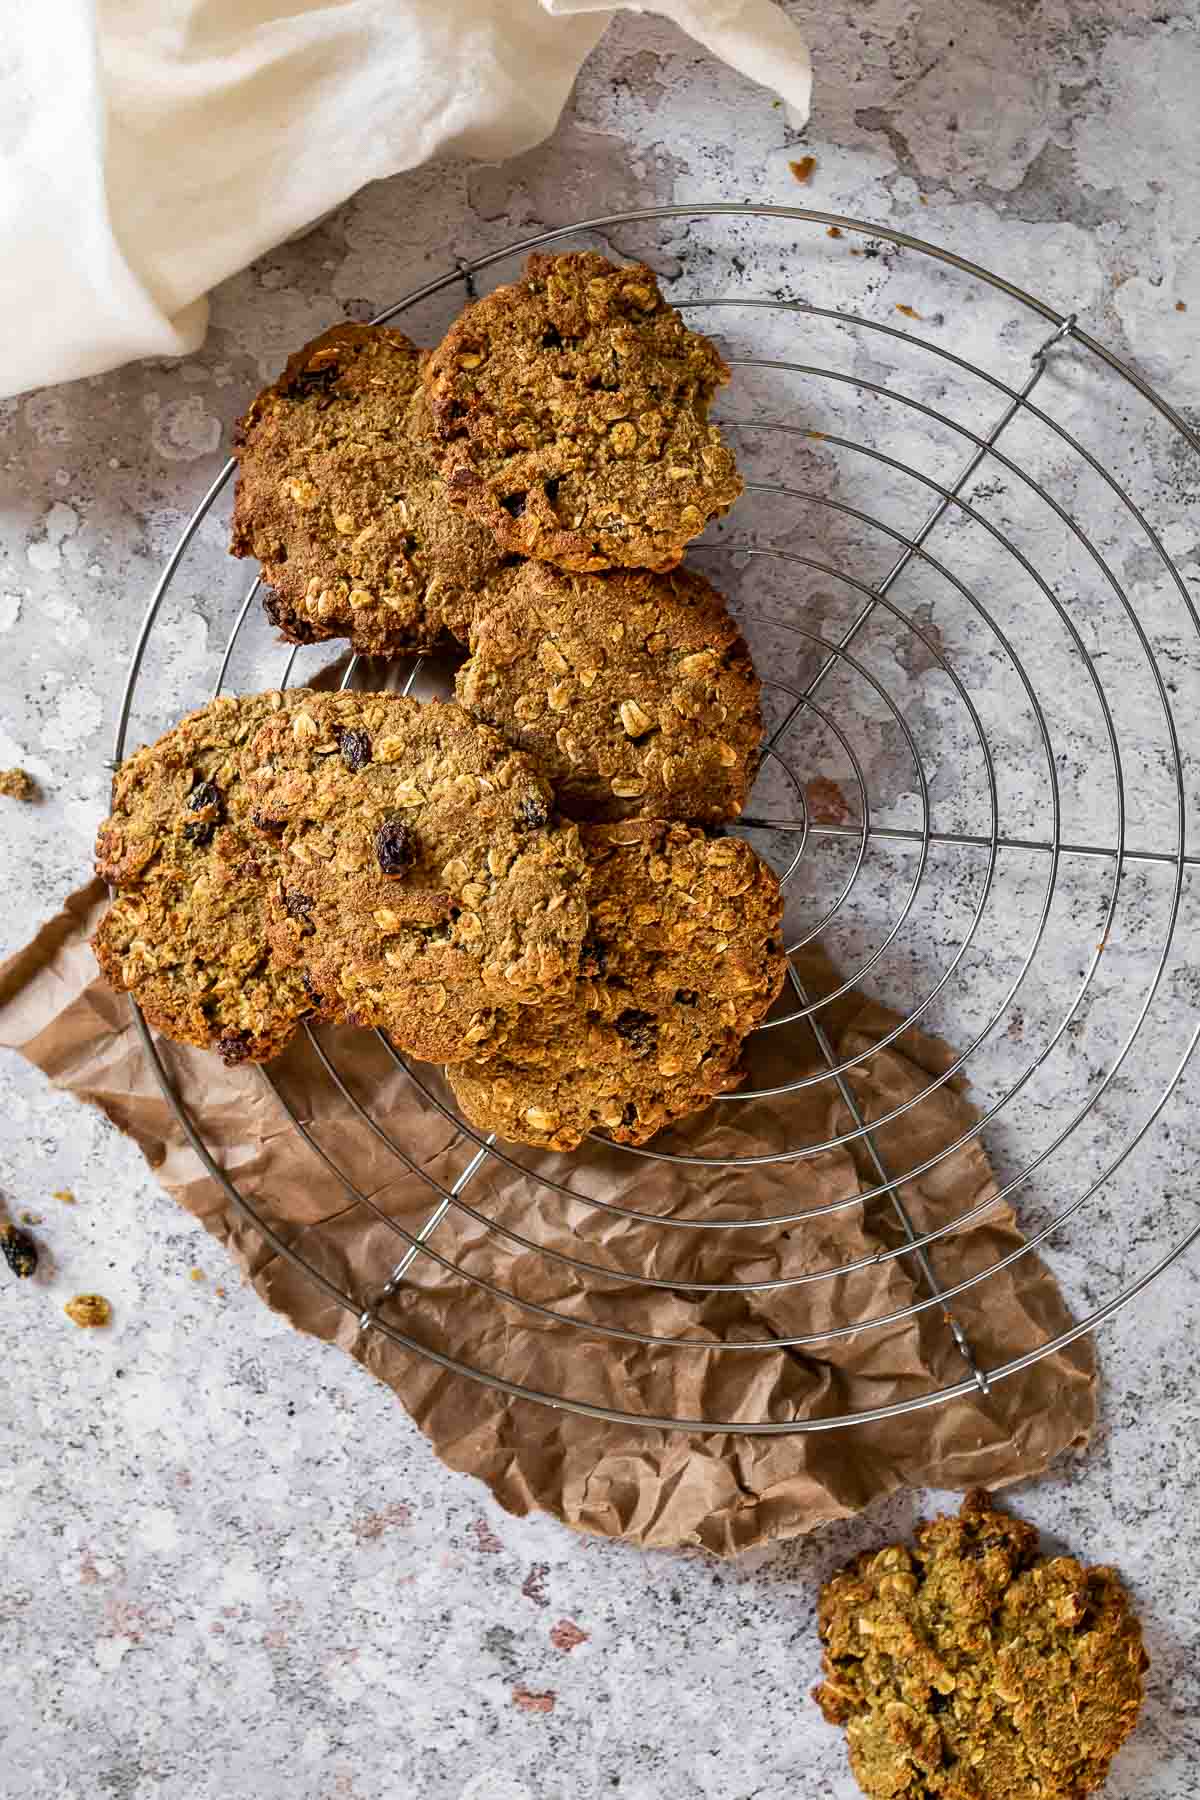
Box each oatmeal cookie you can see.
[447,820,786,1149]
[814,1489,1148,1800]
[456,561,762,823]
[93,693,324,1063]
[423,251,742,571]
[231,323,513,654]
[242,692,589,1063]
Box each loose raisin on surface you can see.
[251,809,286,837]
[1,1224,37,1279]
[515,792,550,831]
[282,889,314,924]
[182,820,216,847]
[337,727,372,772]
[217,1032,251,1065]
[500,492,528,518]
[375,815,415,874]
[615,1009,658,1056]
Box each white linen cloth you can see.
[0,1,811,398]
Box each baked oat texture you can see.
[423,251,743,571]
[0,766,35,801]
[814,1489,1148,1800]
[456,561,763,824]
[93,693,323,1064]
[447,820,786,1150]
[242,691,589,1064]
[230,323,513,654]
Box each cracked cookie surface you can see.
[231,324,512,654]
[447,820,786,1149]
[242,692,589,1064]
[456,561,762,823]
[424,251,742,571]
[93,693,324,1063]
[814,1489,1148,1800]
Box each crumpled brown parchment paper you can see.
[0,882,1095,1554]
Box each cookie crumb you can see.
[895,303,923,320]
[789,155,817,184]
[214,1285,227,1299]
[1177,300,1188,312]
[0,767,35,802]
[19,1211,43,1226]
[53,1188,77,1205]
[65,1294,112,1328]
[826,225,842,239]
[190,1267,205,1282]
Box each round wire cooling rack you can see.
[116,205,1200,1435]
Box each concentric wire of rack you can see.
[117,207,1200,1434]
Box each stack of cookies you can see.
[94,253,788,1152]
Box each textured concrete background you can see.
[2,5,1200,1796]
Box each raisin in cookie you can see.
[242,692,589,1063]
[814,1489,1148,1800]
[447,821,786,1150]
[424,251,742,572]
[231,324,513,654]
[457,561,762,823]
[93,693,324,1063]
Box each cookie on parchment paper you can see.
[447,820,786,1150]
[242,691,589,1065]
[93,693,326,1065]
[424,251,742,572]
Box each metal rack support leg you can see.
[358,1136,495,1331]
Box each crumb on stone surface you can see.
[52,1188,77,1205]
[827,225,843,238]
[190,1267,205,1282]
[895,303,924,320]
[789,155,817,183]
[0,767,35,801]
[65,1293,112,1328]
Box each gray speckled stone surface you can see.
[3,6,1200,1796]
